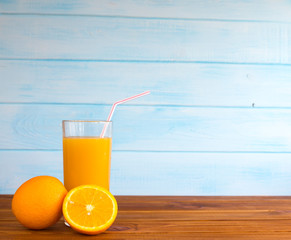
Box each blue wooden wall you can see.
[1,0,291,195]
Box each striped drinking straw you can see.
[100,91,151,138]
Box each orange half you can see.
[62,185,118,235]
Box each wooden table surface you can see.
[2,195,291,239]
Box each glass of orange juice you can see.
[62,120,112,192]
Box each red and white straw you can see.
[100,91,151,137]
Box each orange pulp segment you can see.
[62,185,118,235]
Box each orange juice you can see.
[63,137,112,191]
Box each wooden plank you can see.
[1,151,291,195]
[1,104,291,152]
[1,0,291,22]
[0,151,63,194]
[2,60,291,107]
[4,218,291,234]
[1,15,291,63]
[111,220,291,233]
[1,231,291,240]
[3,207,291,221]
[114,196,291,210]
[3,196,291,239]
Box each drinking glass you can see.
[62,120,112,191]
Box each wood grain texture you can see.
[1,60,291,107]
[2,151,291,195]
[1,104,291,152]
[1,0,291,22]
[1,0,291,196]
[2,195,291,239]
[1,15,291,63]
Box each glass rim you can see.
[62,120,112,123]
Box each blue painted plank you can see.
[0,151,63,194]
[1,60,291,107]
[1,16,291,63]
[1,104,291,152]
[1,151,291,195]
[1,0,291,22]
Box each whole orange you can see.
[12,176,67,229]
